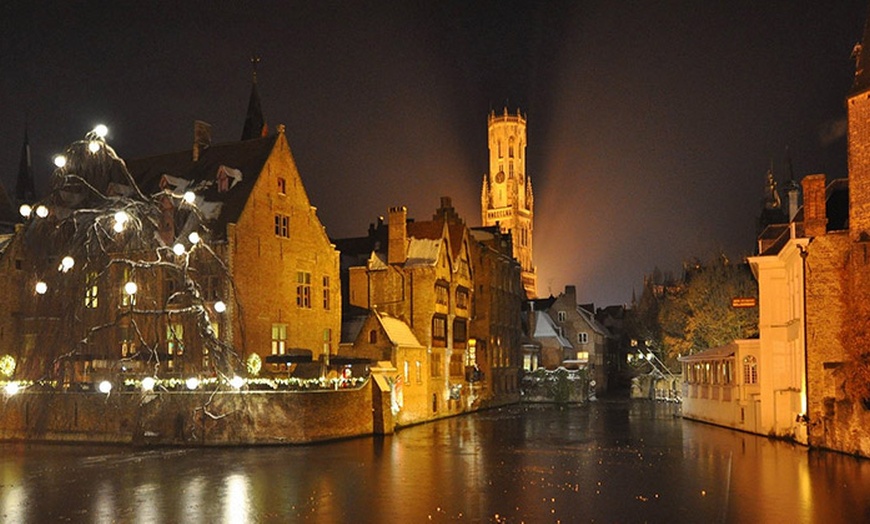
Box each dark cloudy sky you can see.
[1,1,867,305]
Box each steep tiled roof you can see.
[127,135,278,240]
[377,311,424,348]
[532,311,573,349]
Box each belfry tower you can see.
[481,108,537,298]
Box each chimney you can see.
[564,285,577,306]
[388,206,407,265]
[802,174,827,237]
[193,120,212,161]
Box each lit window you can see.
[271,324,287,355]
[465,339,477,367]
[167,323,184,356]
[274,213,289,238]
[296,272,311,308]
[576,351,589,361]
[84,272,99,308]
[743,355,758,384]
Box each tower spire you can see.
[15,127,36,205]
[241,55,267,140]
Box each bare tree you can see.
[15,127,242,387]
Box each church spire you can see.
[241,56,267,141]
[15,127,36,205]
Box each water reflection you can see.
[1,399,869,522]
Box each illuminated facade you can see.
[339,198,475,425]
[481,108,536,298]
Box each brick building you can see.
[468,225,524,402]
[0,79,340,385]
[335,198,478,424]
[743,13,870,456]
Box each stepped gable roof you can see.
[127,134,278,240]
[852,8,870,97]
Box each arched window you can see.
[369,329,378,344]
[743,355,758,384]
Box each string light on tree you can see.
[214,300,227,313]
[34,281,47,295]
[183,191,196,204]
[141,376,156,392]
[18,204,32,218]
[34,205,48,218]
[98,381,112,394]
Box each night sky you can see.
[1,1,867,306]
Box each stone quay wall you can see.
[0,381,374,446]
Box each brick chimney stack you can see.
[388,206,407,265]
[802,174,827,237]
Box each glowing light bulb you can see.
[230,376,244,389]
[124,281,138,295]
[60,256,75,272]
[35,281,47,295]
[186,377,200,390]
[93,124,108,138]
[53,155,67,168]
[214,300,227,313]
[4,382,19,396]
[114,211,129,224]
[35,205,49,218]
[173,243,186,256]
[98,380,112,394]
[141,377,156,392]
[182,191,195,204]
[88,141,100,153]
[188,231,201,244]
[18,204,32,218]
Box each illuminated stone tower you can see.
[848,13,870,240]
[481,108,536,298]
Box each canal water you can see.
[2,398,869,523]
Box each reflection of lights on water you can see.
[93,480,116,523]
[224,474,250,524]
[132,483,160,524]
[1,482,27,524]
[182,476,206,520]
